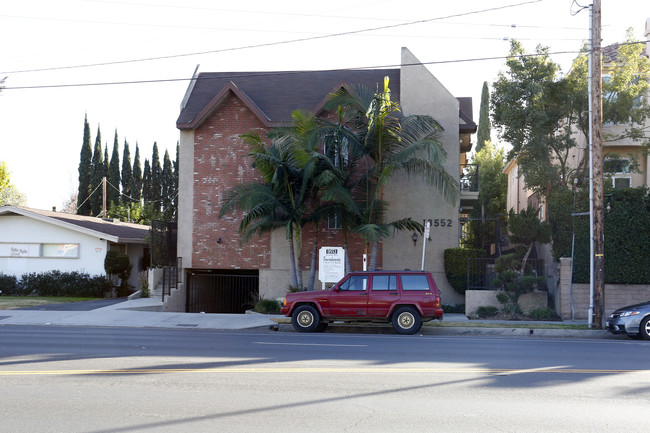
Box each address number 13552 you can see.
[432,219,452,228]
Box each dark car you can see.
[281,270,443,335]
[606,301,650,340]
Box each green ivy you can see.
[444,248,486,294]
[572,187,650,284]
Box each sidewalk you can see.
[0,295,617,339]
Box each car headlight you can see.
[619,311,639,317]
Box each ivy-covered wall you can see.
[572,187,650,284]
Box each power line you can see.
[0,0,542,75]
[8,43,645,91]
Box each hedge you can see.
[572,187,650,284]
[444,247,486,295]
[0,271,113,297]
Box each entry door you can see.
[328,274,369,317]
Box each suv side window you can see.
[372,275,397,291]
[339,275,368,291]
[400,274,430,291]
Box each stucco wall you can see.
[0,215,109,277]
[382,47,463,305]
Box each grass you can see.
[0,297,100,310]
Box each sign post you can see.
[319,247,346,290]
[421,220,431,271]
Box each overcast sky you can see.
[1,0,647,210]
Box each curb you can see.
[277,323,618,339]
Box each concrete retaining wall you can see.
[557,257,650,320]
[466,290,548,317]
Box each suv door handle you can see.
[389,292,399,296]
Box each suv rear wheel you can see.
[291,305,321,333]
[392,306,422,335]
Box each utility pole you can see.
[102,176,107,219]
[591,0,605,328]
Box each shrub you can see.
[444,247,486,295]
[254,299,281,314]
[528,307,560,321]
[17,271,111,297]
[476,306,499,318]
[104,251,133,296]
[442,304,465,314]
[0,273,21,295]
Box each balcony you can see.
[460,164,479,214]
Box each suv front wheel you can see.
[291,305,321,333]
[392,306,422,335]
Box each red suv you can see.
[281,270,443,335]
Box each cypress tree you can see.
[108,131,121,208]
[173,141,179,218]
[121,139,132,200]
[131,144,142,202]
[77,115,93,215]
[151,142,162,212]
[476,81,491,153]
[161,149,173,219]
[90,127,104,216]
[142,158,152,204]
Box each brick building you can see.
[173,48,477,313]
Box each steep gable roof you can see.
[177,69,401,130]
[0,206,149,244]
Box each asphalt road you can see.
[1,326,649,433]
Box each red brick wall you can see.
[192,92,271,269]
[190,91,383,272]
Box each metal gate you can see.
[186,271,259,314]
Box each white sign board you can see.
[0,243,40,258]
[319,247,346,283]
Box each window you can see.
[339,275,368,291]
[604,157,632,190]
[400,274,431,291]
[42,243,79,258]
[372,275,397,291]
[327,212,342,230]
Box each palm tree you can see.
[219,126,311,289]
[323,77,458,270]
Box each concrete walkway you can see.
[0,294,619,339]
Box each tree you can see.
[476,81,491,153]
[151,142,162,212]
[566,30,650,149]
[90,127,104,216]
[121,139,132,200]
[466,141,507,250]
[77,115,93,215]
[161,149,174,220]
[508,206,551,276]
[131,144,143,202]
[173,142,179,218]
[325,77,456,270]
[108,131,120,209]
[492,40,576,196]
[220,123,314,289]
[0,162,26,206]
[142,158,152,204]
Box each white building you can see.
[0,206,149,288]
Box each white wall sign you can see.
[0,243,40,258]
[319,247,345,283]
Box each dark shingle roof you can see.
[0,207,149,243]
[177,69,401,129]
